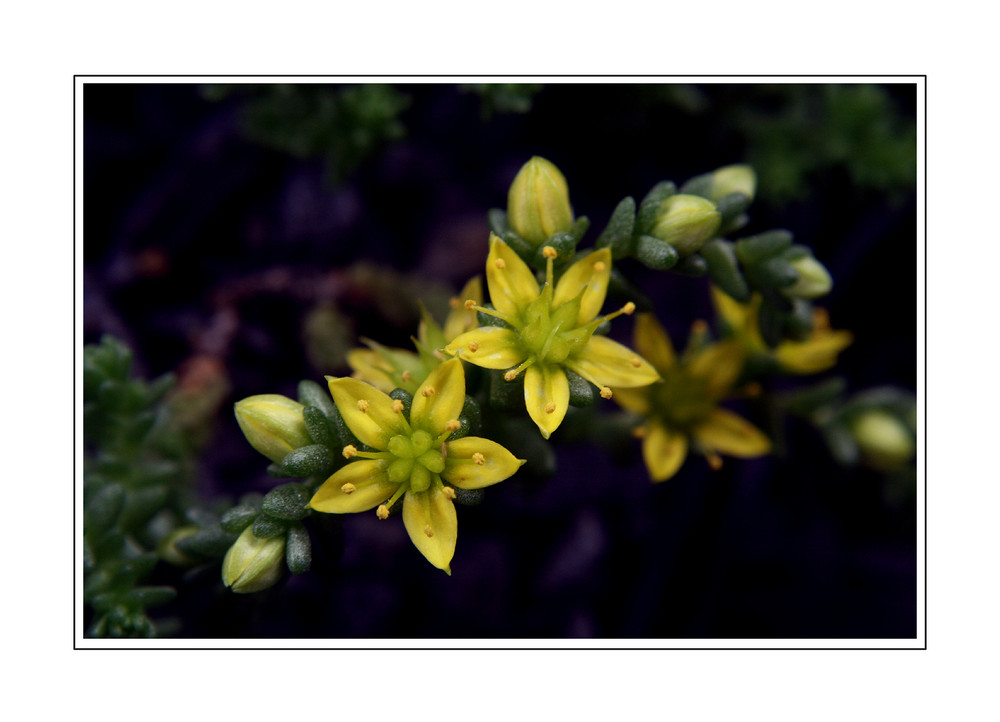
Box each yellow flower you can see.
[346,276,484,394]
[444,235,660,439]
[309,358,524,574]
[711,285,852,374]
[613,314,771,482]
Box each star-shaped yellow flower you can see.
[444,235,660,438]
[613,313,771,482]
[346,276,483,394]
[711,286,852,374]
[309,358,524,573]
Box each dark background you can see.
[83,82,917,639]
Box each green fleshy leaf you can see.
[262,483,312,521]
[285,523,312,574]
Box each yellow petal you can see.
[611,386,653,416]
[444,326,527,370]
[523,363,569,439]
[693,408,771,458]
[326,376,411,449]
[346,348,396,392]
[552,247,612,325]
[410,358,466,434]
[687,341,744,398]
[309,460,397,513]
[642,422,689,482]
[632,313,676,372]
[710,285,751,334]
[443,276,484,341]
[567,335,660,389]
[774,330,853,374]
[403,486,457,574]
[443,437,525,489]
[487,235,539,320]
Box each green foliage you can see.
[462,83,543,119]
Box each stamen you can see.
[464,299,477,310]
[433,350,444,360]
[472,452,486,465]
[631,426,647,439]
[340,482,356,494]
[449,296,461,309]
[630,356,642,368]
[600,387,613,399]
[593,260,606,272]
[623,302,636,315]
[424,525,434,538]
[357,399,370,413]
[445,419,461,432]
[743,382,762,398]
[503,356,536,382]
[504,370,517,382]
[376,505,390,520]
[391,399,405,413]
[422,386,436,397]
[544,402,556,414]
[542,245,558,259]
[442,486,456,500]
[813,307,830,330]
[350,372,363,379]
[706,452,723,471]
[464,302,516,326]
[691,319,708,335]
[342,444,358,459]
[494,258,507,270]
[467,341,480,353]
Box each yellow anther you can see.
[376,505,390,520]
[391,399,405,413]
[445,419,461,432]
[350,372,363,379]
[691,319,708,334]
[504,370,517,382]
[467,341,480,353]
[424,525,434,538]
[472,452,486,465]
[744,382,763,398]
[813,307,831,330]
[631,426,647,439]
[600,387,613,399]
[494,258,507,270]
[433,350,444,360]
[544,402,556,414]
[623,301,636,315]
[442,486,456,500]
[357,399,370,413]
[449,296,461,309]
[630,356,642,368]
[593,260,606,272]
[340,482,357,495]
[707,453,723,471]
[542,245,558,259]
[342,444,358,459]
[401,370,413,382]
[464,299,477,310]
[422,386,436,398]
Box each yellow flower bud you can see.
[222,526,286,594]
[851,410,915,470]
[709,164,756,201]
[651,194,721,256]
[507,156,574,246]
[783,256,833,299]
[234,394,312,464]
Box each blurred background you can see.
[83,81,917,639]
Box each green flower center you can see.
[386,431,446,492]
[653,373,715,430]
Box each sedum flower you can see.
[222,526,286,593]
[444,235,660,439]
[707,164,756,201]
[506,156,574,247]
[234,394,313,463]
[650,194,721,256]
[851,410,915,470]
[347,276,483,395]
[782,255,833,300]
[612,314,771,482]
[309,358,524,573]
[711,286,852,374]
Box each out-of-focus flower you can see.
[650,194,721,256]
[445,235,659,438]
[711,286,852,374]
[309,359,524,573]
[613,314,771,481]
[782,255,833,300]
[346,276,483,394]
[706,164,757,201]
[506,156,574,246]
[233,394,312,463]
[851,409,915,470]
[222,526,286,593]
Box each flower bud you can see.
[709,164,756,201]
[782,256,833,299]
[507,156,574,246]
[234,394,312,464]
[222,526,286,594]
[851,410,915,470]
[651,194,721,256]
